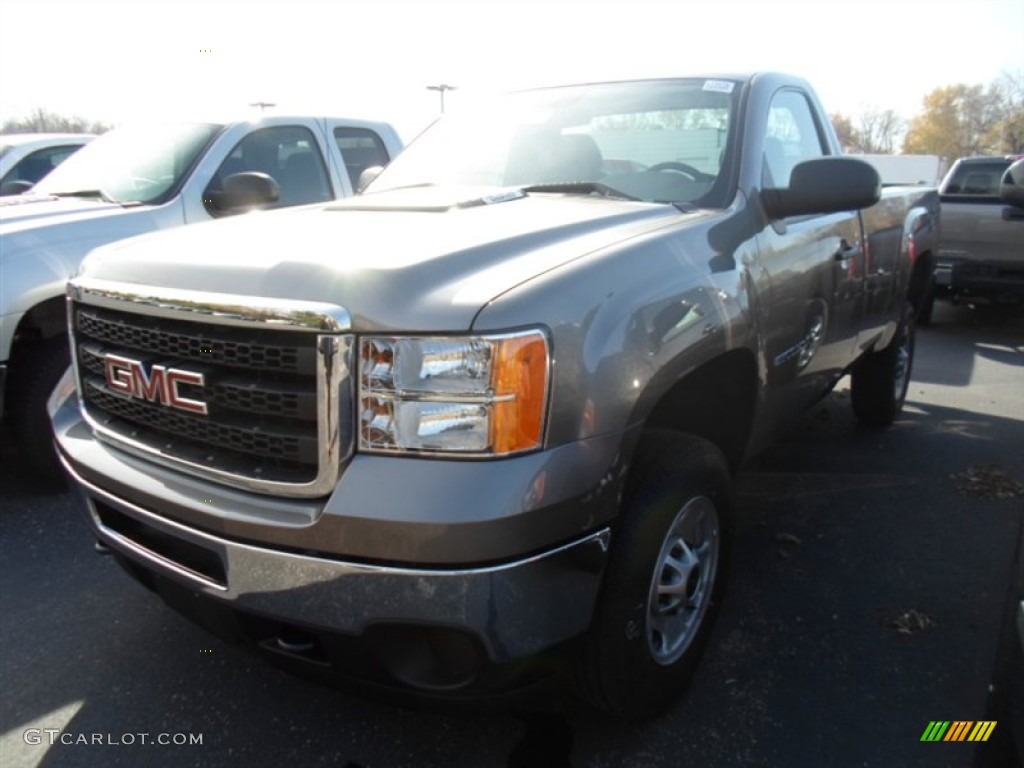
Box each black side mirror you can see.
[357,166,384,194]
[761,157,881,219]
[1000,159,1024,208]
[210,172,280,213]
[0,180,35,196]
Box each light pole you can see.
[426,84,456,113]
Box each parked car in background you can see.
[924,155,1024,322]
[0,133,93,195]
[1,115,402,476]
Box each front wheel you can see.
[851,301,915,427]
[6,338,70,481]
[575,431,732,720]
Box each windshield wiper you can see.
[519,181,641,201]
[665,201,697,213]
[49,189,119,204]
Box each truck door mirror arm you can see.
[999,158,1024,209]
[357,166,385,194]
[0,180,35,196]
[209,172,281,215]
[761,157,881,220]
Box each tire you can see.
[851,301,914,428]
[6,338,70,481]
[575,431,732,720]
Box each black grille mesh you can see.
[78,346,314,420]
[85,384,314,464]
[76,308,315,373]
[73,304,323,483]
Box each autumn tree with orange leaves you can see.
[903,72,1024,157]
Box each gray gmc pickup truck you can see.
[51,73,938,719]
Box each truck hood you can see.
[0,196,175,318]
[0,194,133,231]
[79,188,692,332]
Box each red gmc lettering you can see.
[103,355,208,415]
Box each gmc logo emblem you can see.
[103,354,208,416]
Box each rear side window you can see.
[334,127,391,189]
[206,125,332,212]
[942,160,1010,199]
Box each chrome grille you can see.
[68,280,352,497]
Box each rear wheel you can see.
[576,431,732,720]
[851,301,915,427]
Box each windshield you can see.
[368,79,740,206]
[34,123,222,204]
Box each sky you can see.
[1,0,1022,143]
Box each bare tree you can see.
[855,109,903,154]
[2,108,112,135]
[830,112,857,152]
[832,109,904,154]
[989,69,1024,153]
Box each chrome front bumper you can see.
[61,454,609,664]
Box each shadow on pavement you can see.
[2,304,1023,768]
[914,300,1023,387]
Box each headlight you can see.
[359,330,550,456]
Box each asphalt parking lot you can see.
[1,300,1022,768]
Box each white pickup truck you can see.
[0,133,94,195]
[0,115,402,474]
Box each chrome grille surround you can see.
[67,278,353,498]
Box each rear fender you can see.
[902,200,939,319]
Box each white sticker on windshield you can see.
[702,80,735,94]
[480,189,526,205]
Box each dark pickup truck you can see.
[51,72,939,719]
[925,155,1024,321]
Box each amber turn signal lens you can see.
[491,332,549,454]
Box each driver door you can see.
[756,89,865,428]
